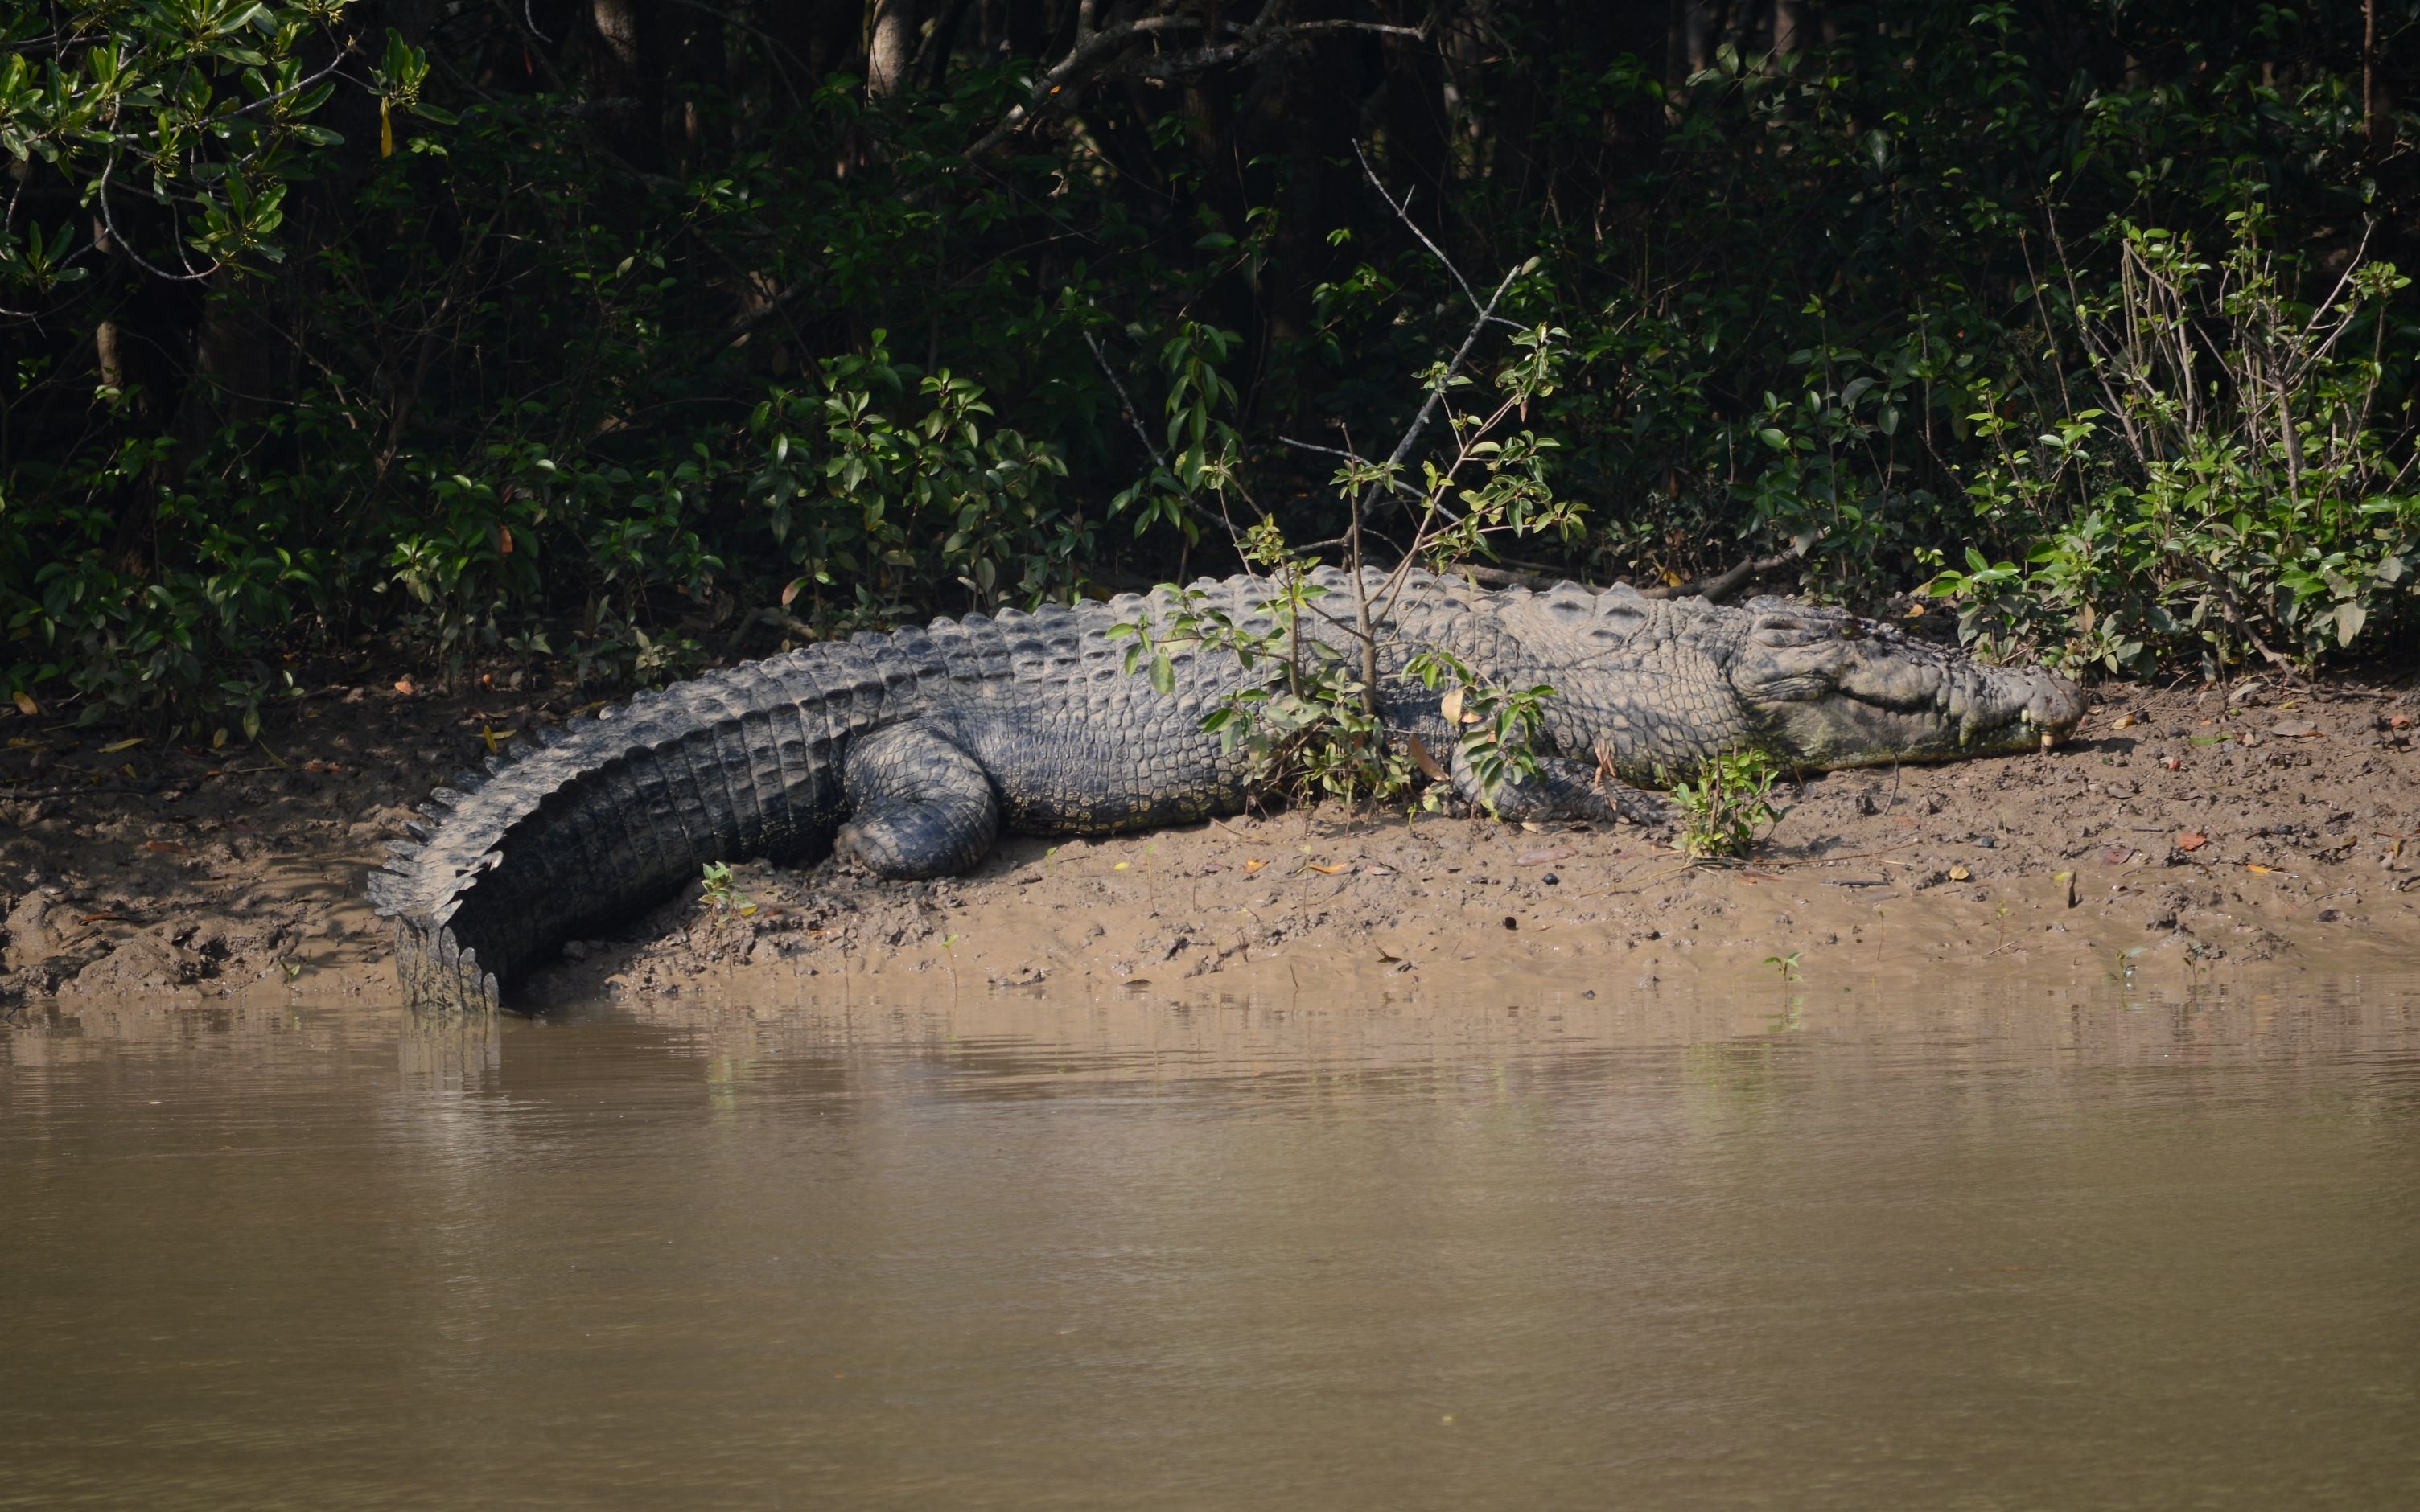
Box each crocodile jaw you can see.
[1729,605,2085,769]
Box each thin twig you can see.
[1749,837,1924,868]
[1354,140,1519,331]
[1086,331,1171,470]
[229,45,354,118]
[1587,863,1700,897]
[1385,263,1521,478]
[1277,434,1422,500]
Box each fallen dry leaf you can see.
[1241,858,1266,874]
[11,691,38,716]
[2103,847,2134,865]
[303,759,343,774]
[2177,832,2208,852]
[1406,733,1447,781]
[2110,712,2137,730]
[1949,863,1972,881]
[393,677,415,695]
[2390,713,2413,730]
[1306,862,1348,875]
[142,840,188,854]
[99,736,143,754]
[2270,721,2322,739]
[2246,862,2276,875]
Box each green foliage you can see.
[6,2,2420,725]
[1513,6,2420,666]
[1112,541,1414,809]
[1112,287,1578,815]
[1413,649,1557,817]
[1109,547,1558,816]
[698,861,751,915]
[1919,217,2418,673]
[1108,321,1247,546]
[750,332,1076,617]
[1672,749,1789,861]
[0,1,368,291]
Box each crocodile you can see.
[372,567,2085,1011]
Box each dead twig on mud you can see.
[1586,863,1700,897]
[1751,838,1925,869]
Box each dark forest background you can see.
[6,0,2418,729]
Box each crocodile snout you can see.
[2015,669,2086,746]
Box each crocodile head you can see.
[1727,600,2085,768]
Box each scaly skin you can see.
[372,569,2084,1011]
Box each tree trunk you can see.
[1773,0,1807,55]
[868,0,924,97]
[587,0,665,166]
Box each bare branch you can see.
[1276,433,1422,503]
[1385,261,1521,476]
[229,44,353,118]
[1639,532,1819,602]
[965,12,1208,158]
[1086,331,1170,470]
[96,158,224,285]
[1352,140,1517,332]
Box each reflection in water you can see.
[4,978,2418,1510]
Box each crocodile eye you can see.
[1749,614,1833,648]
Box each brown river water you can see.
[6,974,2419,1510]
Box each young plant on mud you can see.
[1670,748,1790,861]
[698,861,755,916]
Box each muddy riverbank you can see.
[3,672,2414,1013]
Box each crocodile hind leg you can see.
[834,723,1002,879]
[1455,750,1671,827]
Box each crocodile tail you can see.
[367,641,924,1013]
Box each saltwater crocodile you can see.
[372,568,2084,1011]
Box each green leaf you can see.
[2335,600,2367,647]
